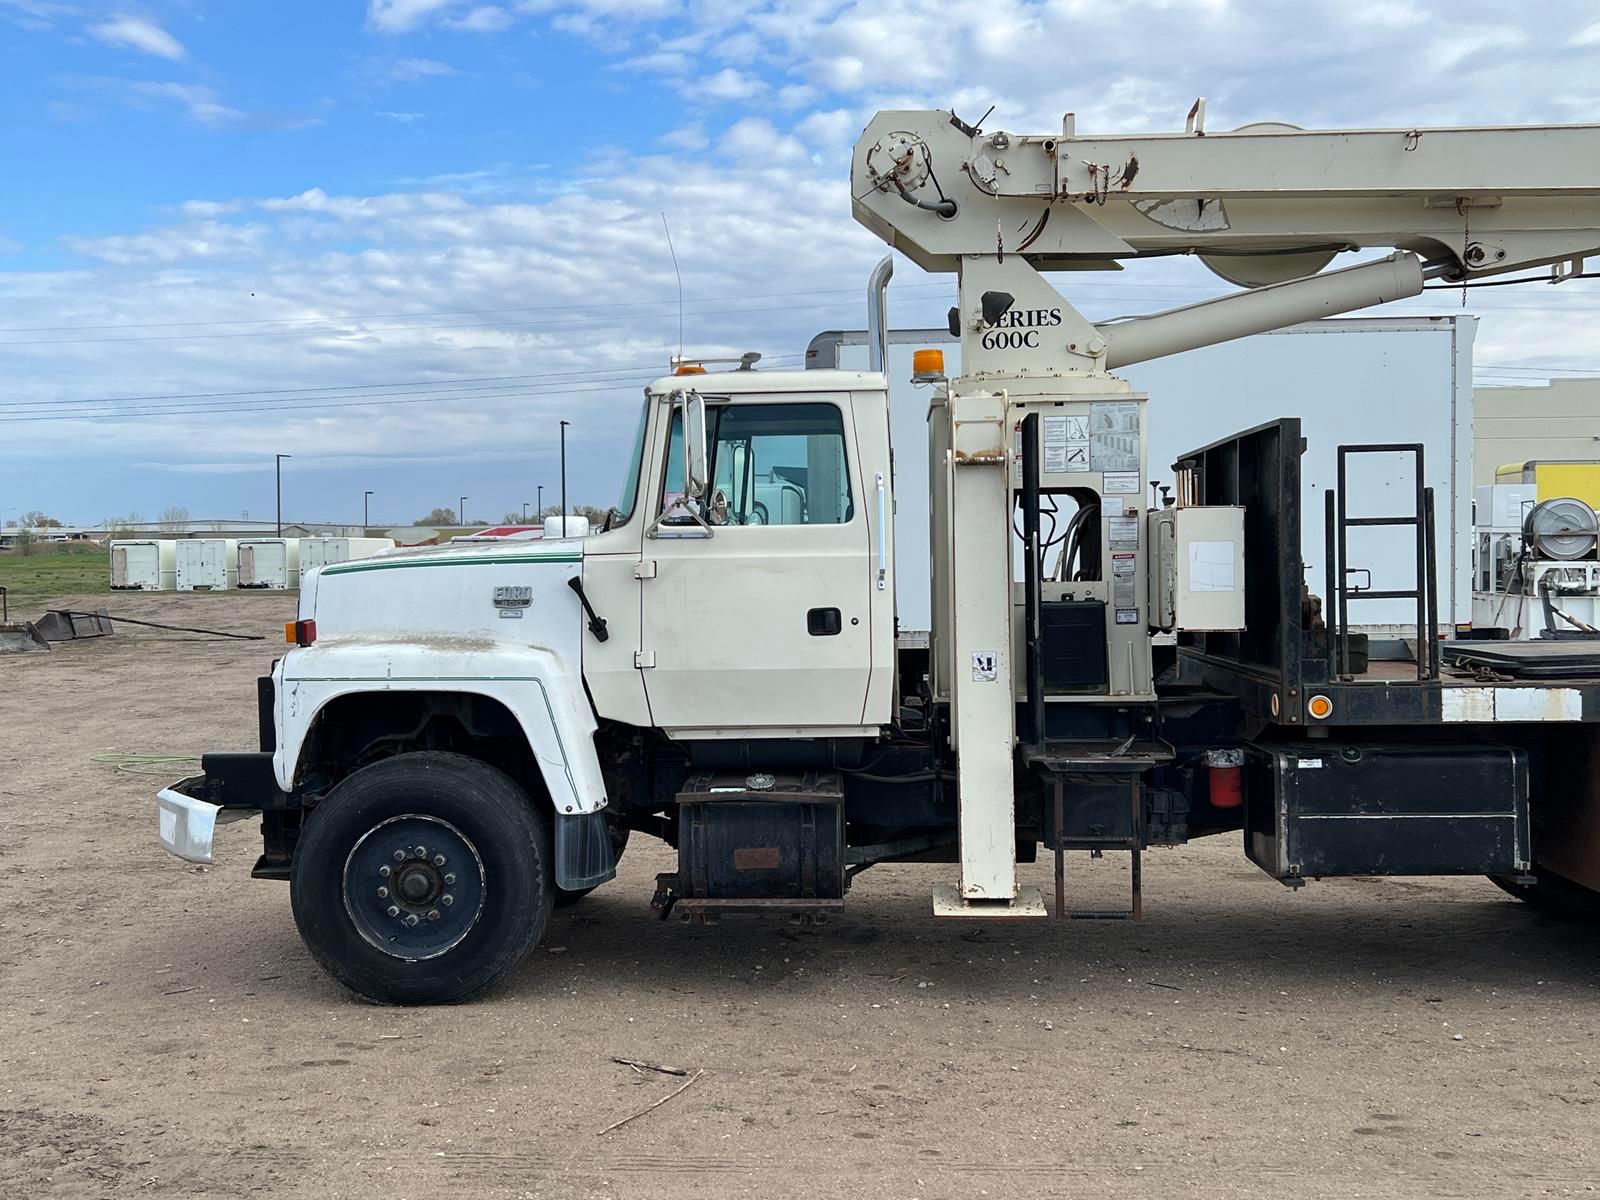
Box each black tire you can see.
[553,822,630,906]
[1489,867,1600,919]
[290,752,552,1005]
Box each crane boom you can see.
[853,107,1600,283]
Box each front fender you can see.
[272,642,605,814]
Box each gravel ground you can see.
[2,591,1597,1199]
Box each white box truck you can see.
[109,540,176,590]
[299,537,395,572]
[174,539,238,591]
[237,539,299,589]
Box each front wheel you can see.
[290,752,552,1004]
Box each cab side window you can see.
[661,402,853,527]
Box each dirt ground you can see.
[2,589,1597,1200]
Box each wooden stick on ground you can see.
[597,1069,705,1135]
[611,1056,688,1077]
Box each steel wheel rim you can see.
[342,813,487,961]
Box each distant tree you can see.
[159,506,190,532]
[502,510,530,525]
[414,507,460,526]
[19,510,61,528]
[105,512,145,537]
[15,528,35,555]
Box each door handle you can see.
[807,607,842,636]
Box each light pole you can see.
[275,454,292,535]
[537,484,544,520]
[459,496,467,526]
[522,501,529,522]
[364,490,374,531]
[559,420,569,537]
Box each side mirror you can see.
[683,390,708,497]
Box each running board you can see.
[932,884,1048,919]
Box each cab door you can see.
[638,393,874,734]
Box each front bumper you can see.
[155,752,296,868]
[157,776,223,863]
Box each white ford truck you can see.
[159,103,1600,1004]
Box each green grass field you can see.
[0,544,109,606]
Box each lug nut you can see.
[387,905,400,917]
[377,886,389,899]
[443,873,456,885]
[427,909,441,922]
[440,894,453,907]
[378,865,391,878]
[413,846,426,858]
[433,854,446,867]
[404,913,420,927]
[393,850,405,862]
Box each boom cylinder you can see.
[1101,251,1425,369]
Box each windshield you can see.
[612,397,651,526]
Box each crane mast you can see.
[851,104,1600,914]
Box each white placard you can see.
[1102,471,1140,495]
[1188,540,1236,592]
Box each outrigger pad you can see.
[33,609,114,642]
[0,623,50,653]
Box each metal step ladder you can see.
[1024,740,1171,920]
[1323,442,1440,681]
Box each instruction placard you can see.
[1041,413,1091,474]
[1089,402,1140,473]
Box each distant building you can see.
[1475,377,1600,487]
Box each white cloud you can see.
[64,221,268,265]
[658,122,708,151]
[374,109,426,122]
[123,81,243,126]
[717,117,807,163]
[1574,18,1600,46]
[366,0,459,33]
[389,56,457,81]
[445,4,513,31]
[774,83,816,111]
[684,67,765,103]
[88,14,187,59]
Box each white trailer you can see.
[814,316,1475,636]
[237,539,299,590]
[299,537,395,572]
[174,539,238,591]
[109,540,176,591]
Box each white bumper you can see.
[157,777,221,864]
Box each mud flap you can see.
[554,810,617,891]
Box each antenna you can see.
[661,212,684,361]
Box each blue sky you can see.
[3,0,1599,527]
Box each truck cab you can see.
[158,365,906,1004]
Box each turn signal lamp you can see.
[1307,694,1333,720]
[673,363,707,376]
[285,619,317,646]
[911,348,945,382]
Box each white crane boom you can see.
[853,107,1600,285]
